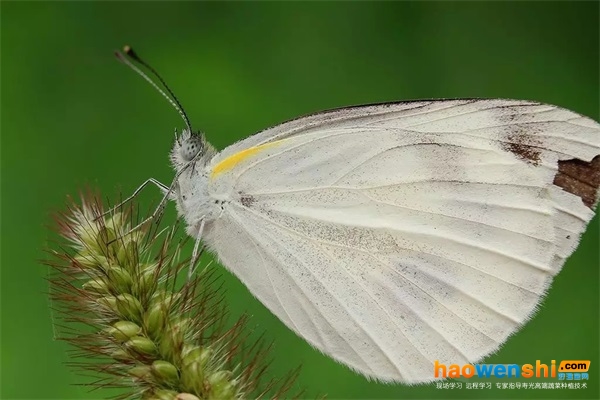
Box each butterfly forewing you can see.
[201,99,599,383]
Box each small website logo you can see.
[434,360,591,379]
[558,360,590,372]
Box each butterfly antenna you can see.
[115,45,193,133]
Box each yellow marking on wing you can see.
[211,140,286,179]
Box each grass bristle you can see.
[45,191,300,399]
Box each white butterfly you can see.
[118,47,600,384]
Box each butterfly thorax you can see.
[170,130,220,237]
[174,167,220,238]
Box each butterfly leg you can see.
[126,155,202,235]
[188,217,206,279]
[95,178,169,221]
[109,155,198,240]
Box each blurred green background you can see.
[1,2,598,399]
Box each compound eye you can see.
[180,137,203,161]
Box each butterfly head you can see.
[170,128,209,169]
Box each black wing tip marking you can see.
[554,155,600,209]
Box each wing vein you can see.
[225,208,302,334]
[359,190,554,250]
[231,204,427,375]
[401,102,506,128]
[226,206,377,374]
[246,181,544,197]
[232,202,518,346]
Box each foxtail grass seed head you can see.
[46,193,300,399]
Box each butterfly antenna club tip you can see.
[115,44,193,133]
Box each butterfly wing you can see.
[204,99,600,383]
